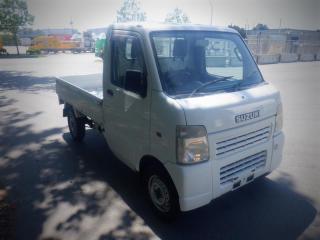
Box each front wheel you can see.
[67,110,85,142]
[143,166,180,219]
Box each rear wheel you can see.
[143,165,180,219]
[67,109,85,142]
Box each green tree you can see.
[0,33,15,45]
[228,24,247,39]
[165,8,190,24]
[117,0,146,23]
[0,0,34,54]
[253,23,269,31]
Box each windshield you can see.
[150,31,264,97]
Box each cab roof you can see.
[110,22,239,35]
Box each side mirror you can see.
[124,70,147,97]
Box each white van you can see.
[56,23,284,218]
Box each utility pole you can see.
[209,0,213,25]
[245,19,249,38]
[70,19,74,35]
[279,18,282,33]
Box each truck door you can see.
[103,32,150,170]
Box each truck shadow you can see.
[62,130,317,240]
[0,98,317,240]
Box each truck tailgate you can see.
[56,74,103,126]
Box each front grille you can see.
[216,126,271,158]
[220,151,267,185]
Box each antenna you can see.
[209,0,214,25]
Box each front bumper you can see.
[270,132,285,171]
[165,131,285,212]
[165,160,213,211]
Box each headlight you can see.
[275,102,283,133]
[176,125,209,164]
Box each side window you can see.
[111,35,146,95]
[153,36,186,58]
[125,38,133,59]
[153,37,173,57]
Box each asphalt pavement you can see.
[0,54,319,240]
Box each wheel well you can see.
[63,104,85,119]
[139,155,180,205]
[63,103,73,117]
[139,155,167,175]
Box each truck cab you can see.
[56,23,284,218]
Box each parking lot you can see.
[0,54,319,240]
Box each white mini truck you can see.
[56,23,284,218]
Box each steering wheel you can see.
[166,70,192,87]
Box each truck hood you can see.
[175,84,280,134]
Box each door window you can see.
[111,35,146,95]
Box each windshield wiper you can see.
[233,70,264,91]
[189,76,234,97]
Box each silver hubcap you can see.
[148,175,170,213]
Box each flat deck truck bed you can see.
[56,73,104,126]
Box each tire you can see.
[142,165,180,219]
[67,109,85,142]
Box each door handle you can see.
[106,89,114,96]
